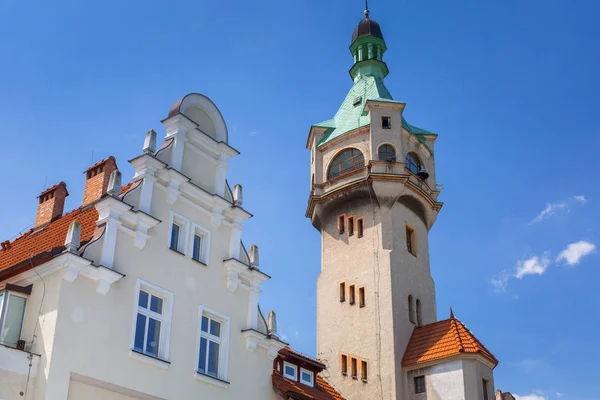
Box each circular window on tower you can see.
[327,148,365,180]
[378,145,396,162]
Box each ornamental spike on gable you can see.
[249,244,259,268]
[64,220,81,254]
[450,307,455,319]
[233,184,243,206]
[143,129,157,154]
[267,310,277,336]
[107,169,122,197]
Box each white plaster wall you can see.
[462,359,495,400]
[67,380,138,400]
[0,345,40,400]
[406,360,465,400]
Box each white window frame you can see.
[0,290,28,348]
[130,280,173,366]
[283,361,298,380]
[190,223,211,265]
[169,211,189,255]
[300,368,314,387]
[195,306,231,385]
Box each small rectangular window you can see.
[170,223,180,251]
[381,116,392,129]
[357,218,364,238]
[300,368,314,386]
[351,358,358,379]
[414,376,426,394]
[348,216,354,236]
[341,354,348,375]
[361,360,368,381]
[338,215,345,234]
[349,285,356,305]
[359,287,365,307]
[406,224,416,256]
[339,282,346,302]
[482,379,489,400]
[192,234,202,261]
[0,292,27,348]
[283,362,298,380]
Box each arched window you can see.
[408,294,415,323]
[416,299,422,326]
[378,145,396,162]
[328,148,365,180]
[405,152,422,175]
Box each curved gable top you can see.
[167,93,229,144]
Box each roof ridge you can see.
[450,318,466,353]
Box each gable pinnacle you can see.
[450,307,455,318]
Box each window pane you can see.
[170,223,180,250]
[150,296,163,314]
[198,337,207,373]
[193,234,202,261]
[285,365,295,377]
[138,290,149,308]
[201,316,209,333]
[208,340,220,377]
[134,313,146,352]
[0,295,26,347]
[146,318,161,357]
[302,371,312,383]
[210,320,221,337]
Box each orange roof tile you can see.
[272,372,345,400]
[402,316,498,368]
[0,183,136,281]
[280,346,326,369]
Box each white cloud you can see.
[513,395,547,400]
[555,393,563,398]
[529,195,588,225]
[556,241,596,266]
[515,255,550,279]
[491,270,510,292]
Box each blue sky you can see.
[1,0,599,399]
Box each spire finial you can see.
[364,0,370,17]
[450,307,455,319]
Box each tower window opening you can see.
[381,116,392,129]
[351,358,358,379]
[357,218,364,238]
[361,360,368,381]
[341,354,348,375]
[405,152,422,175]
[482,379,489,400]
[339,282,346,302]
[378,144,396,162]
[348,216,354,236]
[408,294,415,324]
[414,376,426,394]
[353,96,362,106]
[359,287,365,307]
[406,224,416,256]
[349,284,356,305]
[416,299,422,326]
[328,148,365,180]
[338,215,345,234]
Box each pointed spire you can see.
[143,129,157,154]
[364,0,370,17]
[450,307,455,319]
[107,169,122,197]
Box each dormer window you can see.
[300,368,314,386]
[381,116,392,129]
[283,361,297,380]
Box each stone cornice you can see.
[223,258,270,293]
[241,329,287,360]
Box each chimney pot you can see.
[64,220,81,254]
[143,129,157,154]
[34,182,69,227]
[82,156,118,205]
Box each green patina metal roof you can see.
[314,76,437,153]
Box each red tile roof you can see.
[0,183,136,281]
[272,371,345,400]
[280,346,326,369]
[402,316,498,368]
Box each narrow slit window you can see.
[339,282,346,302]
[406,224,416,256]
[192,233,203,262]
[349,285,356,305]
[381,116,392,129]
[351,358,358,379]
[361,360,368,381]
[357,218,364,238]
[170,223,180,251]
[408,294,415,323]
[348,216,354,236]
[338,215,345,234]
[482,379,489,400]
[359,287,365,307]
[341,354,348,375]
[416,299,422,326]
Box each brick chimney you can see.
[35,182,69,227]
[82,156,118,205]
